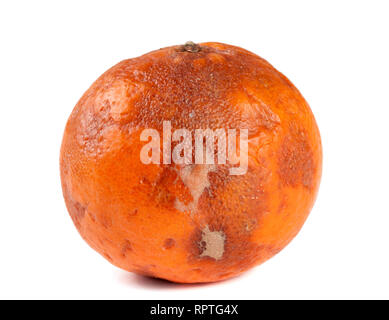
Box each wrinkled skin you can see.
[60,42,322,283]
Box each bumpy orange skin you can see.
[60,42,322,283]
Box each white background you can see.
[1,0,388,300]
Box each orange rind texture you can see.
[60,42,322,283]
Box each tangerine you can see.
[60,42,322,283]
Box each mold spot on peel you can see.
[174,165,216,214]
[199,226,225,260]
[163,238,176,250]
[278,124,315,190]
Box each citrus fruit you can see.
[60,42,322,283]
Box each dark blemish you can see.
[72,200,86,220]
[88,211,96,222]
[278,124,315,190]
[103,252,113,262]
[150,167,182,209]
[186,227,205,260]
[121,240,133,257]
[100,215,113,229]
[64,193,87,230]
[163,238,176,250]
